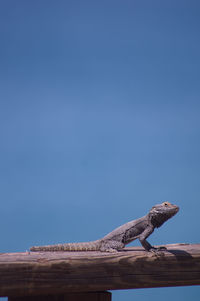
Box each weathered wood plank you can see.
[0,243,200,297]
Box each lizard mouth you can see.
[172,205,179,215]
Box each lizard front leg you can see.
[139,226,155,251]
[139,226,166,252]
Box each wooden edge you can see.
[0,243,200,297]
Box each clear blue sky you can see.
[0,1,200,300]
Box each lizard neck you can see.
[148,212,170,228]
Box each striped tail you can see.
[30,240,101,251]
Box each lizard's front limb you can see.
[139,226,155,251]
[139,227,167,252]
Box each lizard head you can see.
[149,202,179,228]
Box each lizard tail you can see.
[30,240,101,251]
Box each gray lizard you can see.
[30,202,179,252]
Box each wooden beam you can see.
[8,291,112,301]
[0,243,200,297]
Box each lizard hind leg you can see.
[99,241,124,252]
[103,248,118,253]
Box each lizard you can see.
[30,201,179,253]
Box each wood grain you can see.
[0,243,200,297]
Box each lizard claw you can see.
[149,247,158,253]
[149,246,167,253]
[157,246,167,251]
[105,248,118,253]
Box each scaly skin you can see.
[30,202,179,252]
[30,241,101,251]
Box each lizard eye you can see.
[163,202,169,206]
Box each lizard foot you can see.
[105,248,119,253]
[149,246,167,254]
